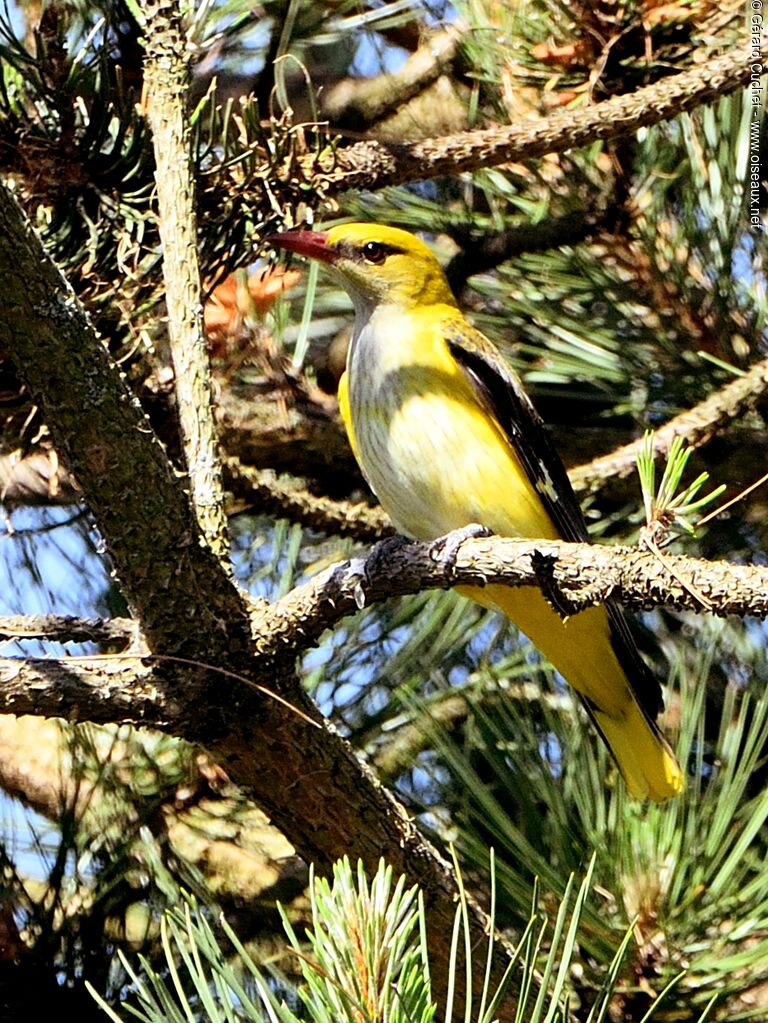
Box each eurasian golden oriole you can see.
[268,223,683,801]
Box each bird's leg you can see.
[429,523,494,578]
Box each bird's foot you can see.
[430,523,493,578]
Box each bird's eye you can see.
[361,241,387,265]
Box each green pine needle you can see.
[637,431,726,543]
[86,852,675,1023]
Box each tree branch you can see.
[3,533,766,713]
[249,536,768,678]
[321,27,461,131]
[444,202,619,295]
[0,181,252,656]
[0,653,168,723]
[570,355,768,495]
[0,614,139,647]
[313,47,751,192]
[0,177,518,1017]
[142,0,228,556]
[222,457,392,542]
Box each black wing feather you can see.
[448,338,588,544]
[447,333,663,719]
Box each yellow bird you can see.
[268,223,683,801]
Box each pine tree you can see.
[0,1,765,1019]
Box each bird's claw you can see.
[430,523,493,578]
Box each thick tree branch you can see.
[0,177,518,1018]
[247,537,768,678]
[313,48,751,192]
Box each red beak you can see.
[265,230,338,264]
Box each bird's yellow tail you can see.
[591,700,682,801]
[459,583,683,801]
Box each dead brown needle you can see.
[640,529,713,612]
[37,651,322,729]
[696,470,768,529]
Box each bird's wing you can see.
[446,321,663,718]
[445,323,589,544]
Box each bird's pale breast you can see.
[345,307,557,543]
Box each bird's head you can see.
[266,223,457,314]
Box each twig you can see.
[697,470,768,528]
[445,201,620,294]
[223,456,392,542]
[639,533,713,612]
[321,27,461,130]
